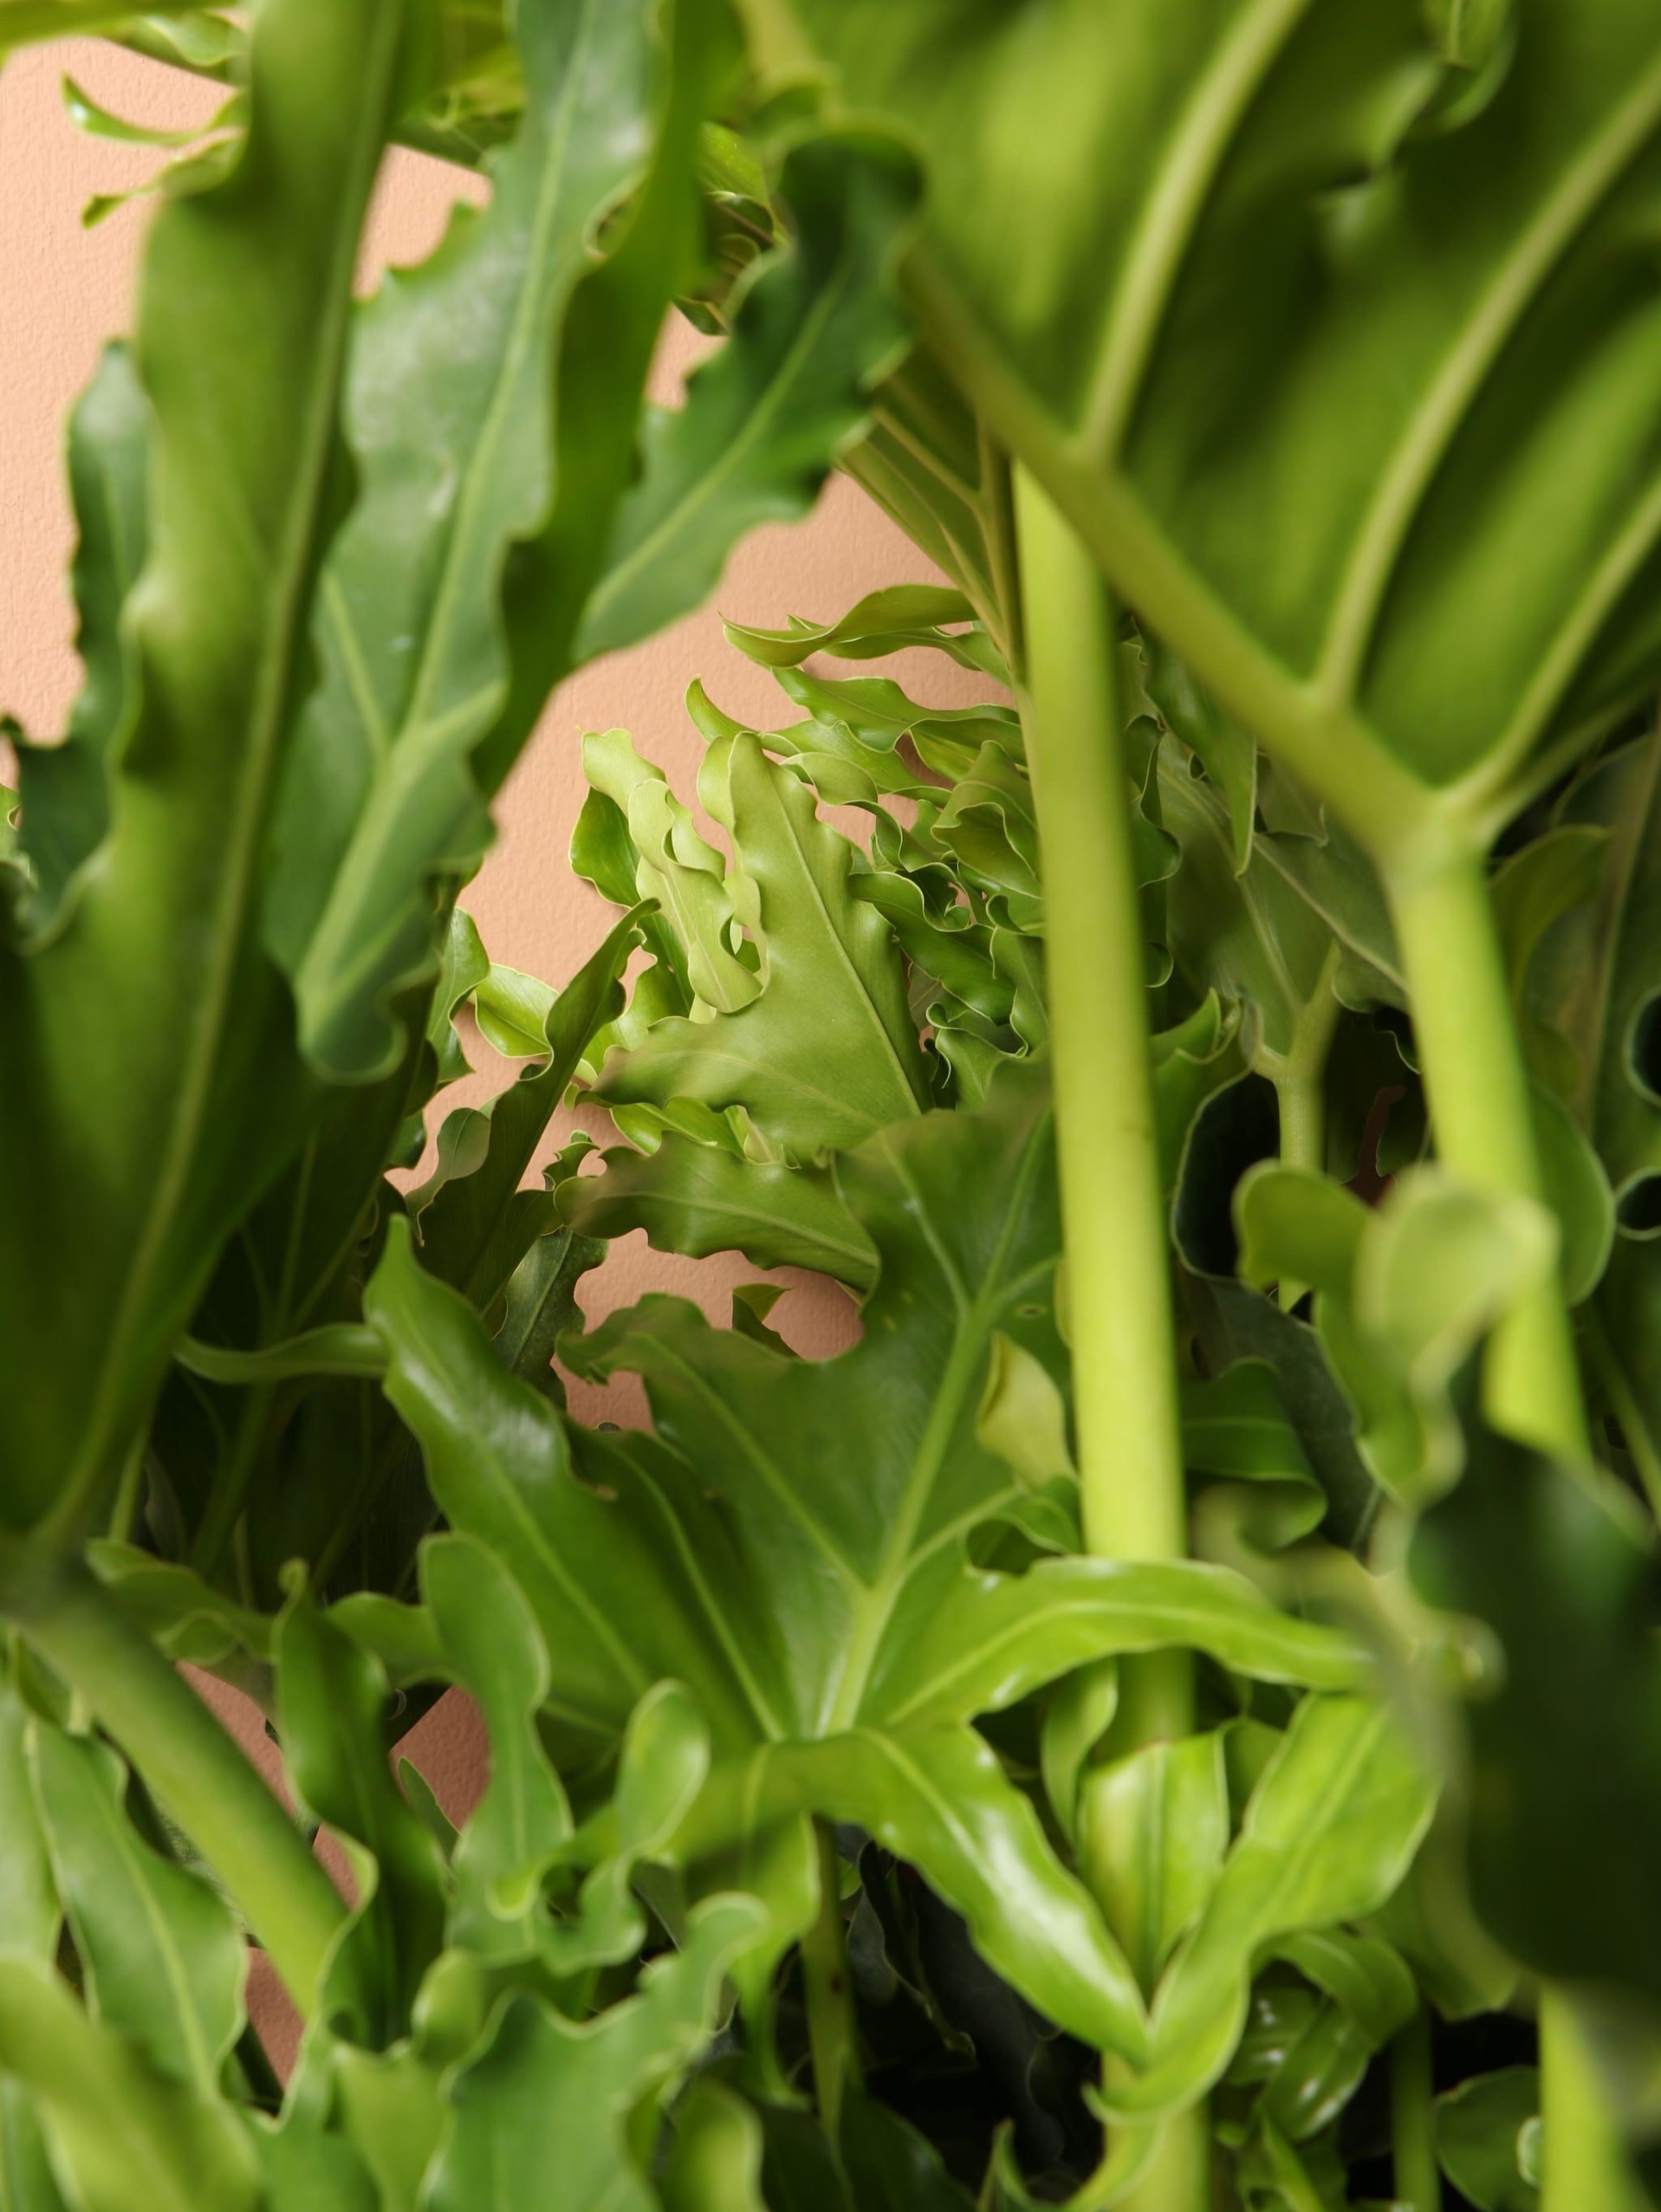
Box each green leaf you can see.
[0,2077,68,2212]
[421,1534,571,1960]
[423,1893,767,2212]
[0,2,212,54]
[1079,1734,1229,1991]
[264,0,672,1081]
[662,2080,769,2212]
[1436,2066,1541,2211]
[1144,632,1257,876]
[724,583,1004,679]
[0,0,410,1522]
[427,907,490,1087]
[0,1957,260,2212]
[274,1580,449,2046]
[492,1216,606,1403]
[594,733,930,1153]
[762,2,1661,851]
[1111,1696,1434,2118]
[574,133,919,661]
[375,1064,1369,2065]
[558,1134,878,1289]
[1410,1417,1661,2003]
[582,727,761,1014]
[0,1670,56,1962]
[1158,745,1340,1086]
[12,344,147,940]
[1236,1163,1556,1503]
[1179,1361,1327,1558]
[27,1723,246,2093]
[539,1679,711,1975]
[1491,822,1609,1093]
[410,910,640,1317]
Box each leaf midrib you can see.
[822,1110,1051,1732]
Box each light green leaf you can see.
[0,2,209,55]
[575,134,919,661]
[28,1724,245,2094]
[539,1680,711,1975]
[1144,632,1257,875]
[582,727,760,1014]
[594,733,930,1153]
[0,1957,260,2212]
[376,1064,1370,2067]
[1179,1361,1326,1558]
[1113,1696,1435,2118]
[423,1894,767,2212]
[0,1670,56,1961]
[274,1581,449,2048]
[662,2079,768,2212]
[421,1534,570,1961]
[724,583,1005,679]
[427,907,490,1087]
[410,911,640,1318]
[1236,1163,1556,1502]
[1079,1734,1229,1991]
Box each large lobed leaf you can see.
[755,0,1661,855]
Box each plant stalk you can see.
[3,1558,344,2010]
[1390,2008,1440,2212]
[1382,839,1586,1463]
[1384,837,1644,2212]
[802,1821,859,2137]
[1015,465,1204,2210]
[1539,1994,1643,2212]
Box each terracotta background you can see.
[2,40,996,2058]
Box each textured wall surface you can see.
[2,36,994,2062]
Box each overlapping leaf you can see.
[373,1061,1373,2073]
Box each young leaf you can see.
[594,734,930,1152]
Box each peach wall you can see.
[2,36,994,2060]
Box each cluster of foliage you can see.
[3,2,1661,2208]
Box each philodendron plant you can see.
[2,2,1661,2209]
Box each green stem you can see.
[1390,2008,1440,2212]
[802,1822,859,2137]
[3,1558,343,2009]
[1383,839,1644,2212]
[1015,465,1204,2210]
[1382,838,1587,1464]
